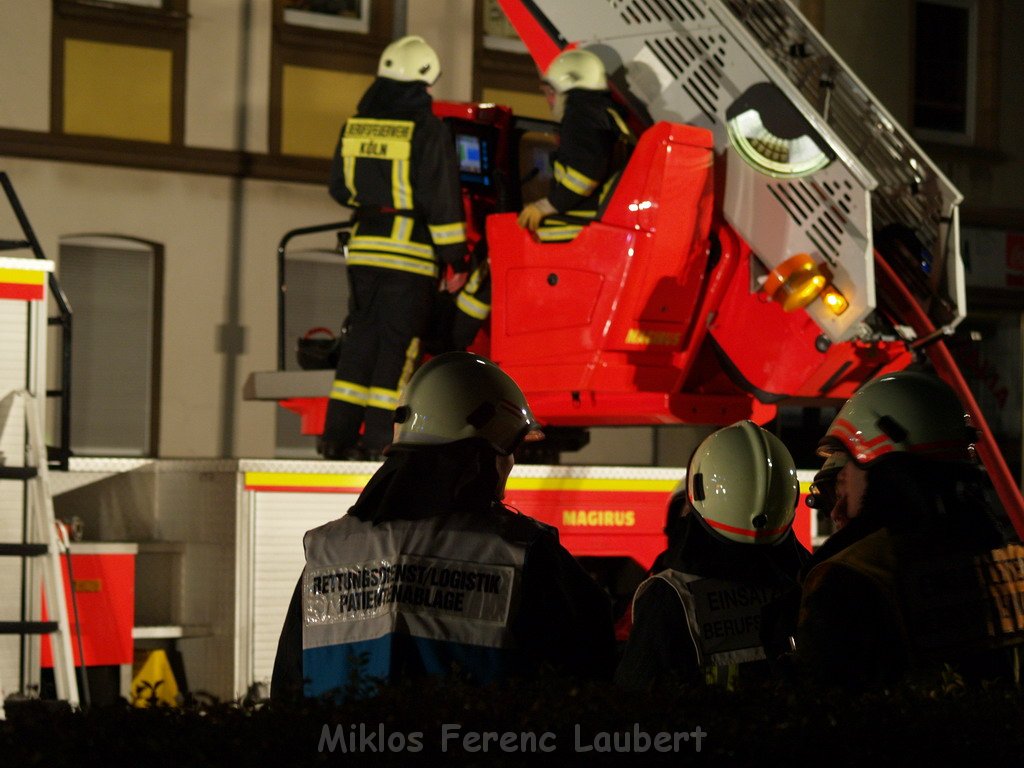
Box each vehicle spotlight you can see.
[726,82,833,178]
[820,285,849,315]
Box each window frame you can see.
[268,0,394,156]
[51,0,189,144]
[473,0,543,101]
[57,234,164,457]
[911,0,999,149]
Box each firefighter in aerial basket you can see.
[272,352,616,702]
[615,421,810,690]
[517,47,635,243]
[796,370,1024,690]
[319,35,469,461]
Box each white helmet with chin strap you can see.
[377,35,441,85]
[543,48,608,94]
[687,420,799,545]
[393,352,544,456]
[542,48,607,122]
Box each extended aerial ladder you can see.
[492,0,1023,532]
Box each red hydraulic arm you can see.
[497,0,564,72]
[874,253,1024,538]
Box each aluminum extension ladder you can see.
[0,390,79,708]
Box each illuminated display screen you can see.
[455,132,491,187]
[457,134,483,175]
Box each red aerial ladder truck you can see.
[253,0,1023,546]
[476,0,1023,535]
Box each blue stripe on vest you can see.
[303,635,516,700]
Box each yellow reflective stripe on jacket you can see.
[536,225,583,242]
[456,290,491,320]
[391,216,414,243]
[348,235,434,260]
[346,250,439,277]
[598,172,620,205]
[342,155,358,203]
[330,379,369,405]
[607,107,634,144]
[367,386,400,410]
[399,337,420,392]
[341,119,413,161]
[428,221,467,246]
[464,265,484,293]
[392,158,413,209]
[553,160,599,197]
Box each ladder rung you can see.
[0,621,59,635]
[0,239,31,251]
[0,466,37,481]
[0,543,48,557]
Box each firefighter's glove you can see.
[517,198,557,231]
[444,267,469,294]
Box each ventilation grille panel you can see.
[644,33,728,123]
[610,0,706,25]
[767,178,854,265]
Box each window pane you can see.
[914,2,970,133]
[59,242,155,455]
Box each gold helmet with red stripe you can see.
[393,352,543,456]
[687,420,799,545]
[818,371,975,467]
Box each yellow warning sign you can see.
[130,649,180,708]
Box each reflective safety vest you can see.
[301,511,528,699]
[633,569,782,689]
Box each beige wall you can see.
[185,0,247,150]
[0,0,50,131]
[409,0,476,103]
[0,156,343,458]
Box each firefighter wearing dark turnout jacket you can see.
[615,421,809,690]
[518,48,634,242]
[320,36,468,459]
[272,353,616,701]
[798,371,1024,689]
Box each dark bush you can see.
[3,674,1023,767]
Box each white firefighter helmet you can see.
[687,420,799,545]
[818,371,975,467]
[543,48,608,94]
[393,352,543,455]
[377,35,441,85]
